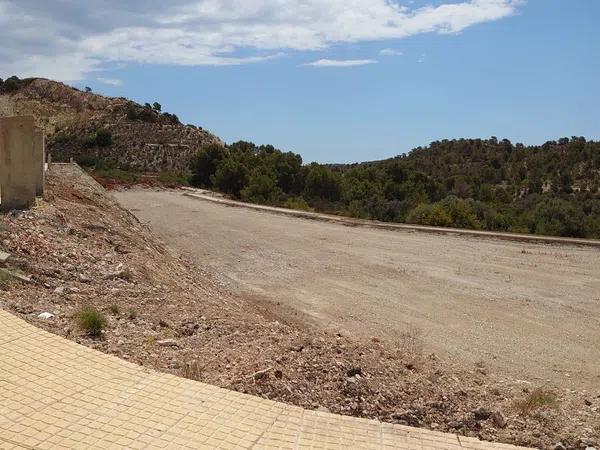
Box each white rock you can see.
[38,312,55,320]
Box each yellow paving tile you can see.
[0,309,531,449]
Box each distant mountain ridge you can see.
[0,77,223,172]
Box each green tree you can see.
[304,164,341,201]
[190,144,225,187]
[214,158,248,198]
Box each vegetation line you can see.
[183,191,600,248]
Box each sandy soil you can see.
[116,189,600,391]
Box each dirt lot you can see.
[116,189,600,391]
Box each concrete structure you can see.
[0,308,531,449]
[33,129,45,196]
[0,116,45,212]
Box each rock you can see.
[473,407,492,421]
[315,406,330,413]
[53,286,66,295]
[157,339,179,347]
[38,312,55,320]
[0,251,10,264]
[553,444,566,450]
[346,367,363,377]
[491,411,507,429]
[584,399,593,406]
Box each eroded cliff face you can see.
[0,78,224,172]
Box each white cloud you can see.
[96,77,124,86]
[305,59,377,67]
[380,48,403,56]
[0,0,524,81]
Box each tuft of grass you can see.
[109,304,120,315]
[398,326,424,358]
[76,308,108,337]
[514,388,559,416]
[181,360,202,381]
[127,308,137,320]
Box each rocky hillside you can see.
[0,77,223,172]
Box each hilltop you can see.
[0,76,223,172]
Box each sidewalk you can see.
[0,309,531,449]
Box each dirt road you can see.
[116,189,600,389]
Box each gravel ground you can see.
[116,189,600,391]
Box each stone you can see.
[553,444,566,450]
[346,367,362,377]
[473,407,492,421]
[491,411,507,429]
[157,339,179,347]
[0,251,10,264]
[37,312,55,320]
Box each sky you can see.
[1,0,599,163]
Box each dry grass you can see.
[181,360,202,381]
[514,388,559,416]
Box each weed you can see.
[398,326,424,358]
[76,308,108,337]
[514,388,559,416]
[109,304,120,315]
[181,360,202,381]
[127,308,137,320]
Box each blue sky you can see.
[1,1,599,163]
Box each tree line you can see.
[189,137,600,239]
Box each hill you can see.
[188,138,600,239]
[2,75,599,239]
[0,76,223,172]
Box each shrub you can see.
[283,197,312,211]
[95,129,113,147]
[240,169,282,205]
[159,171,189,186]
[76,308,108,337]
[514,388,559,416]
[109,304,120,315]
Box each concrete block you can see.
[33,129,45,196]
[0,116,37,212]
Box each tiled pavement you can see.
[0,309,531,449]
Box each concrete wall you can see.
[0,116,44,212]
[33,129,45,196]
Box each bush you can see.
[514,388,558,416]
[76,308,108,337]
[283,197,312,211]
[407,203,452,227]
[240,169,282,205]
[159,171,190,186]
